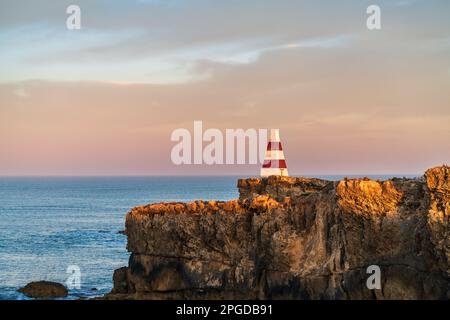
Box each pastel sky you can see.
[0,0,449,176]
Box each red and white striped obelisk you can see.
[261,129,289,177]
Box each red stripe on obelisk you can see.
[267,142,283,151]
[262,160,287,169]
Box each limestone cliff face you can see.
[108,166,449,300]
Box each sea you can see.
[0,174,417,300]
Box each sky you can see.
[0,0,449,176]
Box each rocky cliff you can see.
[107,166,449,300]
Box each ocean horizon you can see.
[0,174,419,300]
[0,174,421,178]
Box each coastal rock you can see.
[107,166,450,300]
[237,176,329,201]
[18,281,68,299]
[112,267,129,294]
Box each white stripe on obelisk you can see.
[265,150,285,160]
[260,129,289,177]
[270,129,280,142]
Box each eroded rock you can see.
[107,166,450,300]
[18,281,68,299]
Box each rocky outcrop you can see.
[107,166,449,300]
[237,176,329,201]
[18,281,68,299]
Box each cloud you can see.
[1,32,449,175]
[1,0,449,85]
[0,0,449,174]
[12,85,28,98]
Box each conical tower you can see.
[260,129,288,177]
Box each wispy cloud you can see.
[0,0,449,175]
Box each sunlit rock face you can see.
[106,166,449,300]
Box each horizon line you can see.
[0,173,422,178]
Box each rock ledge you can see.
[106,166,449,300]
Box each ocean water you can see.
[0,176,239,300]
[0,174,418,300]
